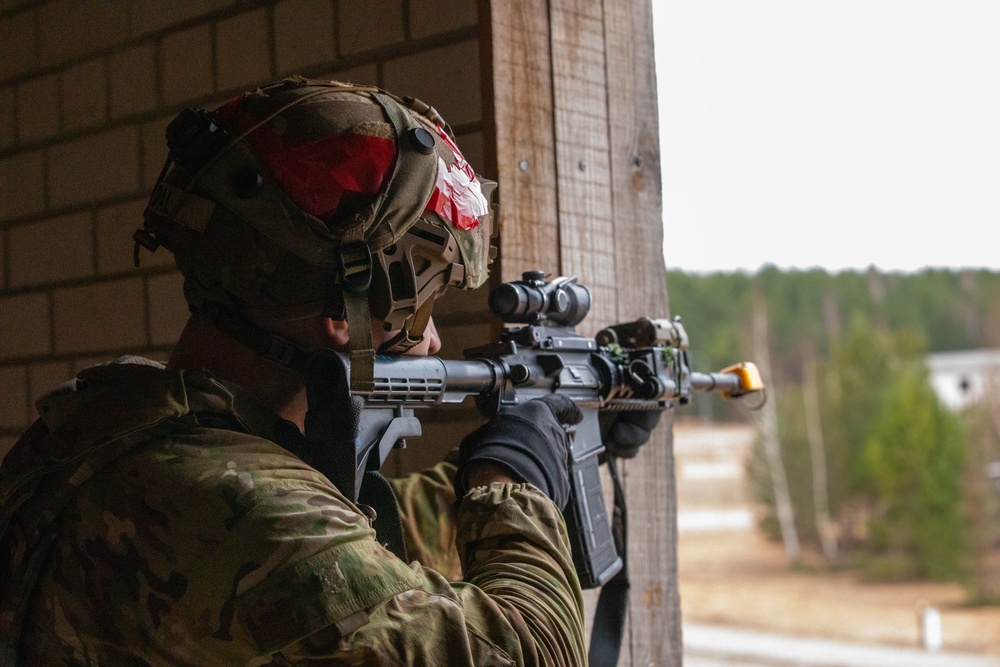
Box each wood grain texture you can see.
[489,0,677,663]
[603,0,679,664]
[489,0,560,281]
[549,0,617,331]
[545,1,616,641]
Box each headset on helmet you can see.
[135,77,496,390]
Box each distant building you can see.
[926,349,1000,411]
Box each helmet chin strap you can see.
[201,258,437,391]
[335,240,377,394]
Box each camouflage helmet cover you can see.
[140,78,493,323]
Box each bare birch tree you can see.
[752,294,801,562]
[803,349,838,563]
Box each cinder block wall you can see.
[0,0,490,462]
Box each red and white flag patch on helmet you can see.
[425,128,489,231]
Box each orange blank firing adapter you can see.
[718,362,764,398]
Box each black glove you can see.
[599,410,661,459]
[456,395,583,509]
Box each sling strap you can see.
[303,350,408,561]
[588,455,630,667]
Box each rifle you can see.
[308,270,763,589]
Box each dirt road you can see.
[683,622,1000,667]
[679,529,1000,656]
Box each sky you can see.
[653,1,1000,274]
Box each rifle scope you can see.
[489,271,591,326]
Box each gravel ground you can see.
[678,529,1000,656]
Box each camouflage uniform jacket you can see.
[0,360,586,666]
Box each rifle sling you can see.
[359,471,409,563]
[588,455,630,667]
[302,350,408,562]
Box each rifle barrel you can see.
[690,371,744,395]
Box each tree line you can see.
[668,266,1000,597]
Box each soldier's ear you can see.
[323,317,351,349]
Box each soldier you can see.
[0,79,591,666]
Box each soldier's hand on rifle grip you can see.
[599,410,662,459]
[455,395,583,510]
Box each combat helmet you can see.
[135,78,495,389]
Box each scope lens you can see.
[489,283,529,320]
[554,282,590,326]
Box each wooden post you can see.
[486,0,561,280]
[488,0,678,663]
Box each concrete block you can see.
[97,197,174,274]
[161,24,214,105]
[53,277,146,354]
[28,360,72,417]
[216,8,272,92]
[0,365,29,430]
[0,86,16,150]
[141,115,172,189]
[8,212,94,288]
[409,0,478,39]
[48,126,140,208]
[0,0,40,13]
[0,9,38,82]
[38,0,129,68]
[382,39,480,126]
[0,291,51,359]
[338,0,404,56]
[62,58,108,133]
[275,0,335,75]
[130,0,232,38]
[109,42,158,119]
[147,270,188,345]
[17,73,60,143]
[0,150,46,222]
